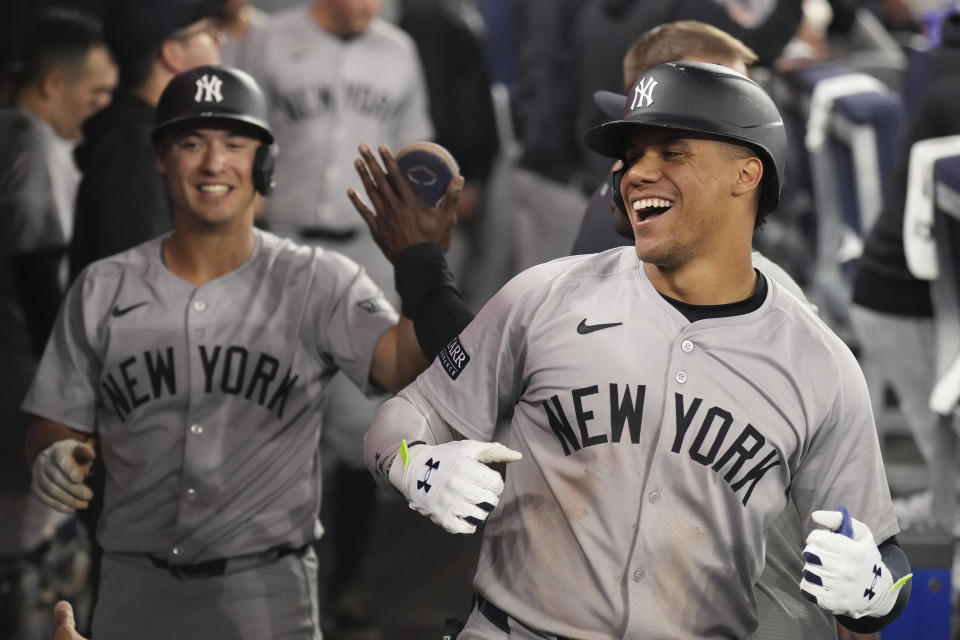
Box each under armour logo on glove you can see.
[388,439,522,535]
[417,458,440,493]
[864,565,882,600]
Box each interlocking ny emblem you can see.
[194,74,223,103]
[417,458,440,493]
[630,76,658,110]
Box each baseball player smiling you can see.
[363,62,911,639]
[22,64,433,640]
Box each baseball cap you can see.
[102,0,226,64]
[593,89,626,119]
[152,65,273,144]
[584,62,786,215]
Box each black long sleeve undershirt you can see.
[394,242,475,359]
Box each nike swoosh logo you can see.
[577,319,623,334]
[112,301,149,318]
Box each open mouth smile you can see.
[632,197,674,223]
[197,184,231,196]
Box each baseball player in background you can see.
[361,61,912,639]
[231,3,434,629]
[1,10,116,638]
[22,64,452,640]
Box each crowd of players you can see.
[2,0,960,638]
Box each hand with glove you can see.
[389,439,522,534]
[31,439,96,514]
[800,507,912,619]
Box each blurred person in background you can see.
[69,0,225,280]
[0,8,116,639]
[235,1,433,636]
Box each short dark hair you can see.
[18,8,108,91]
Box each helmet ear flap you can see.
[612,165,626,216]
[253,142,278,196]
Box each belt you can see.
[256,220,359,242]
[475,594,574,640]
[148,544,307,579]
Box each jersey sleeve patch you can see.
[438,336,470,380]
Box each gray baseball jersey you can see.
[237,6,434,232]
[235,7,434,461]
[21,229,397,563]
[408,247,898,640]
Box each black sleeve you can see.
[835,536,912,633]
[394,243,475,359]
[10,248,64,357]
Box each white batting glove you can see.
[31,440,96,514]
[800,509,911,619]
[389,439,522,534]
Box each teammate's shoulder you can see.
[263,3,308,28]
[500,247,633,299]
[76,236,166,285]
[0,108,42,145]
[366,17,418,50]
[764,282,859,365]
[258,229,360,272]
[0,110,53,169]
[530,246,632,282]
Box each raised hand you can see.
[348,143,464,262]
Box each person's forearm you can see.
[25,417,88,466]
[394,243,475,359]
[363,388,457,487]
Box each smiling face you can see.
[620,126,761,271]
[156,126,261,230]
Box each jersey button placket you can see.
[180,295,210,543]
[675,338,693,383]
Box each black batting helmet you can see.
[584,61,786,216]
[153,64,277,195]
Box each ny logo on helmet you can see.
[630,77,657,110]
[194,74,224,103]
